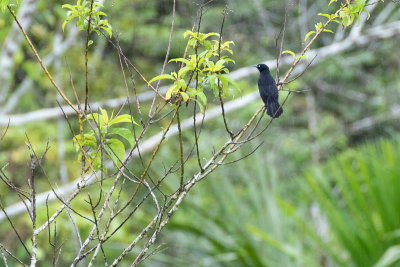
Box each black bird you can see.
[255,64,283,118]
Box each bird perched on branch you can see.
[255,64,283,118]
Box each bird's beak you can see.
[253,65,257,68]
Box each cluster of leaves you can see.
[304,0,384,42]
[62,0,112,38]
[148,30,237,111]
[73,108,137,172]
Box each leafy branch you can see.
[148,30,237,112]
[62,0,112,38]
[73,108,137,172]
[304,0,383,41]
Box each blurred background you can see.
[1,0,400,266]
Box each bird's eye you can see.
[257,64,260,68]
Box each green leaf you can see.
[282,50,295,58]
[323,29,334,34]
[148,74,175,85]
[214,59,226,71]
[318,13,331,19]
[296,55,308,60]
[197,91,207,106]
[223,40,235,48]
[315,22,323,31]
[109,114,136,126]
[178,66,192,79]
[87,112,104,127]
[165,85,177,100]
[194,99,204,113]
[100,108,109,124]
[183,30,194,38]
[177,79,187,91]
[73,134,97,150]
[198,50,209,59]
[342,15,350,27]
[328,0,337,5]
[61,4,74,9]
[203,32,219,40]
[216,74,230,97]
[62,20,68,32]
[222,68,229,74]
[304,31,315,42]
[91,153,103,172]
[205,60,215,70]
[179,92,189,102]
[110,128,135,148]
[169,58,190,65]
[364,10,370,20]
[208,74,218,96]
[221,56,235,64]
[224,48,233,54]
[105,139,126,166]
[101,26,112,37]
[318,13,337,20]
[203,40,212,50]
[188,38,197,48]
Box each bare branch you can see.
[0,201,31,258]
[7,5,80,115]
[0,243,28,267]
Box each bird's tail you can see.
[266,100,283,118]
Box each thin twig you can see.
[0,243,28,267]
[149,0,176,116]
[193,5,205,172]
[84,0,95,112]
[176,104,185,187]
[217,7,233,138]
[7,5,80,114]
[275,7,287,82]
[0,201,31,257]
[220,142,264,165]
[0,119,10,141]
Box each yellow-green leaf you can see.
[180,92,189,102]
[197,91,207,106]
[296,55,308,60]
[323,29,334,34]
[304,31,315,42]
[109,114,137,126]
[148,74,175,85]
[183,30,195,38]
[178,66,192,79]
[106,139,125,166]
[100,108,109,124]
[165,86,176,100]
[101,26,112,38]
[282,50,295,58]
[204,32,219,39]
[318,13,330,19]
[111,128,135,148]
[169,58,190,65]
[315,22,323,31]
